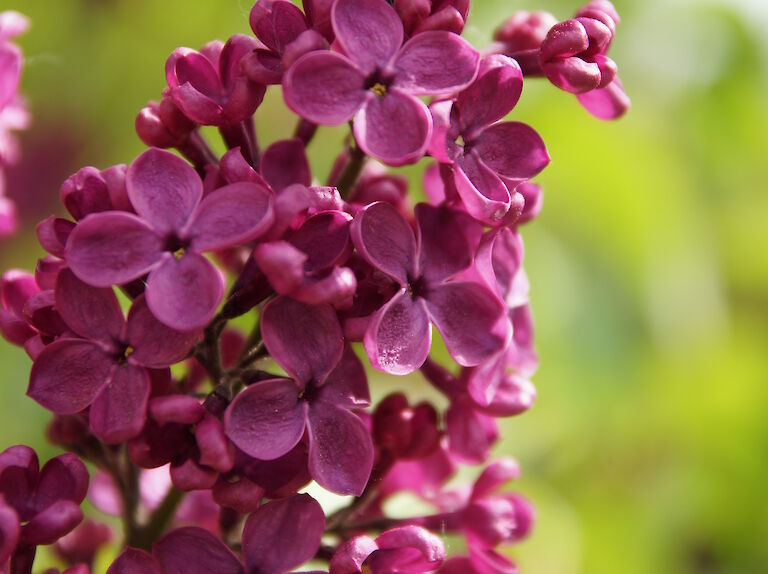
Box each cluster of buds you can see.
[0,10,30,238]
[0,1,627,572]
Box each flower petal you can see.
[187,182,274,252]
[242,494,325,574]
[283,51,366,124]
[393,31,479,96]
[35,453,89,509]
[453,153,511,224]
[289,210,352,274]
[445,396,498,463]
[415,203,472,284]
[366,526,445,572]
[260,138,311,192]
[261,296,344,384]
[55,269,125,345]
[332,0,402,73]
[107,548,163,574]
[351,201,417,284]
[126,148,203,234]
[28,340,113,414]
[89,363,151,444]
[307,403,373,495]
[224,378,307,460]
[145,254,224,331]
[425,281,509,367]
[473,121,550,181]
[66,212,163,287]
[364,288,431,375]
[126,296,199,368]
[577,77,630,120]
[354,90,431,166]
[0,500,19,565]
[317,345,370,407]
[21,500,82,546]
[154,527,245,574]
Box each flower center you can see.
[407,275,427,300]
[164,233,190,260]
[365,70,393,98]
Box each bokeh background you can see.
[1,0,767,572]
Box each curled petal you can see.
[145,254,224,331]
[293,267,357,305]
[224,378,307,460]
[28,340,113,414]
[473,122,550,181]
[366,526,445,572]
[329,536,378,574]
[21,500,82,546]
[126,148,203,234]
[364,288,431,375]
[332,0,403,74]
[126,296,199,368]
[154,527,245,574]
[354,91,431,166]
[89,364,150,444]
[261,296,344,384]
[453,153,511,224]
[425,281,509,367]
[55,269,125,345]
[283,51,365,124]
[149,395,205,426]
[577,77,630,120]
[242,494,325,574]
[471,458,521,500]
[542,56,600,93]
[393,31,479,96]
[253,241,308,295]
[351,201,417,284]
[66,212,163,287]
[307,403,373,495]
[539,19,590,61]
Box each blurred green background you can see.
[1,0,767,572]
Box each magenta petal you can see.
[317,346,370,407]
[28,340,113,414]
[187,182,274,252]
[126,296,199,368]
[453,153,511,224]
[351,201,417,284]
[0,500,19,566]
[283,51,366,124]
[261,296,344,384]
[473,122,550,181]
[126,148,203,233]
[456,55,523,135]
[446,397,498,463]
[35,453,89,508]
[107,548,163,574]
[577,77,630,120]
[260,138,311,192]
[539,19,590,61]
[55,269,125,345]
[366,526,445,572]
[354,91,431,166]
[224,378,307,460]
[253,241,307,295]
[415,204,472,284]
[21,500,82,546]
[66,212,163,287]
[425,281,509,366]
[307,403,373,495]
[289,210,352,273]
[364,288,431,375]
[154,527,245,574]
[542,57,600,93]
[145,254,224,331]
[196,416,234,472]
[242,494,325,574]
[89,363,150,444]
[250,1,308,53]
[293,267,357,306]
[471,458,520,500]
[329,536,378,574]
[332,0,403,74]
[394,31,479,96]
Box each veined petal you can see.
[66,212,163,287]
[261,296,344,384]
[89,363,151,444]
[456,54,523,135]
[187,182,274,252]
[473,121,550,180]
[354,91,431,166]
[283,51,366,125]
[332,0,403,74]
[145,254,224,331]
[126,296,199,368]
[224,378,307,460]
[126,148,203,234]
[363,288,431,375]
[393,31,479,96]
[351,201,417,285]
[55,269,125,345]
[425,281,509,366]
[28,340,113,414]
[154,527,245,574]
[307,403,373,495]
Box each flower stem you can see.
[335,138,367,200]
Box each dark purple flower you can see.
[373,393,440,460]
[60,165,130,221]
[66,148,274,330]
[429,55,550,224]
[225,296,373,495]
[28,270,198,443]
[351,202,509,374]
[330,525,445,573]
[0,269,38,347]
[283,0,479,165]
[166,35,266,126]
[0,445,88,547]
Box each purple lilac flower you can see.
[66,148,274,330]
[429,54,550,224]
[351,201,509,374]
[28,269,198,443]
[225,296,373,495]
[395,0,469,37]
[283,0,479,165]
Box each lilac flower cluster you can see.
[0,1,628,572]
[0,10,30,238]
